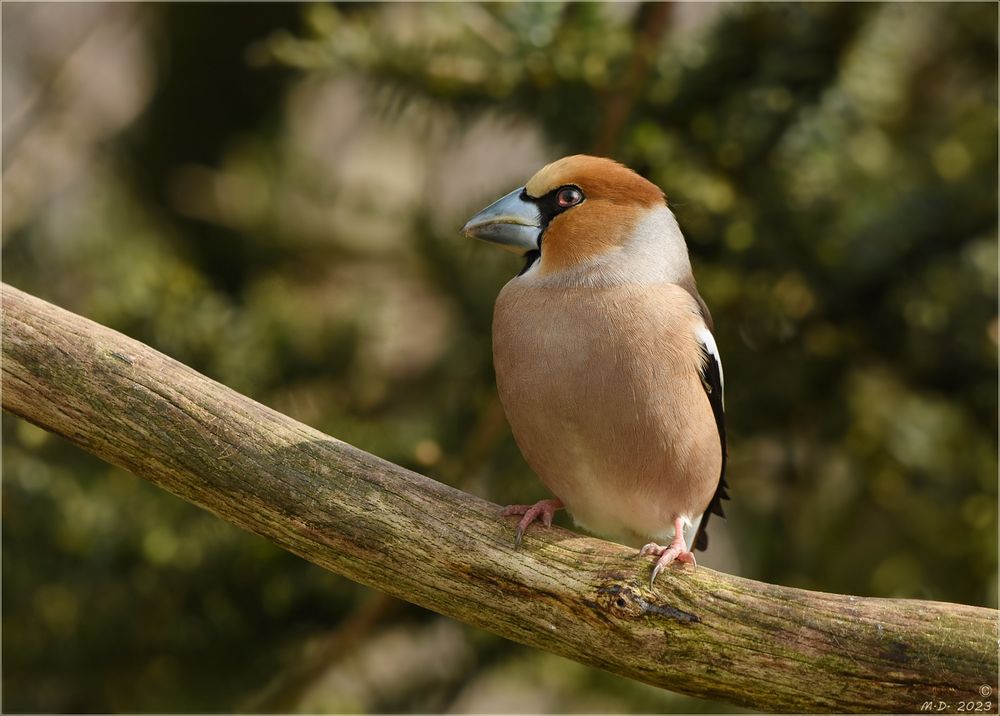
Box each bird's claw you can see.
[501,498,563,549]
[640,536,697,588]
[650,562,664,589]
[514,524,526,549]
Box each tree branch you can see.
[2,282,996,713]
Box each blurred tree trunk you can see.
[124,3,300,295]
[3,282,997,714]
[591,2,673,156]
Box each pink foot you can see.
[501,498,564,548]
[639,517,697,587]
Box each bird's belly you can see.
[492,283,721,546]
[531,422,681,544]
[500,381,710,545]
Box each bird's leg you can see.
[501,498,564,548]
[639,516,697,587]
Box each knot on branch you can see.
[595,578,700,624]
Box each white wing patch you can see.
[695,324,724,397]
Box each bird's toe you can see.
[501,498,563,548]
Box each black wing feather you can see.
[693,341,728,552]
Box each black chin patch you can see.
[518,249,541,276]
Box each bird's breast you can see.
[492,280,721,545]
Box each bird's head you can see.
[462,155,687,282]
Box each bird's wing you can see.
[678,274,714,331]
[693,324,728,551]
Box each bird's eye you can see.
[556,186,583,208]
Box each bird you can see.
[461,155,728,587]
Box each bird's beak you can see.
[461,187,541,254]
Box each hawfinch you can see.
[462,155,728,586]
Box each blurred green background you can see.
[2,2,997,713]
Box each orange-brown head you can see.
[463,155,679,279]
[524,155,665,274]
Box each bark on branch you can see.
[2,282,996,713]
